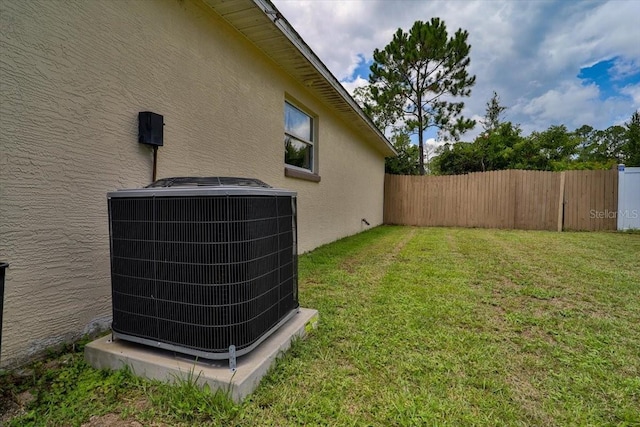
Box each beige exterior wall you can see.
[0,0,386,367]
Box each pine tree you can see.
[368,18,476,174]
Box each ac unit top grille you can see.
[146,177,271,188]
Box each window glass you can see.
[284,101,315,172]
[285,102,313,142]
[285,135,313,170]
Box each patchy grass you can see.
[3,227,639,426]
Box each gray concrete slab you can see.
[85,308,318,402]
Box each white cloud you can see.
[513,80,636,133]
[425,137,446,149]
[621,83,640,105]
[516,81,600,129]
[341,76,369,96]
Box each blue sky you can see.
[273,0,640,147]
[578,57,640,101]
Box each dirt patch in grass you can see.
[521,327,557,345]
[81,414,143,427]
[506,371,553,426]
[0,398,24,425]
[339,257,358,273]
[81,405,169,427]
[0,371,35,425]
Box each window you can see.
[285,101,315,172]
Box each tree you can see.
[574,124,623,168]
[477,91,508,170]
[432,141,479,175]
[600,125,626,163]
[368,18,476,175]
[353,85,396,133]
[481,91,507,135]
[432,122,526,174]
[430,111,640,174]
[354,85,421,175]
[528,125,579,170]
[624,110,640,166]
[385,132,421,175]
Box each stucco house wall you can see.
[0,0,392,367]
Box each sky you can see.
[271,0,640,147]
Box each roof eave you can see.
[202,0,397,157]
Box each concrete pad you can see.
[85,308,318,402]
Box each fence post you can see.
[557,171,566,232]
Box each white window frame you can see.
[285,100,316,173]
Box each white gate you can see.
[617,165,640,230]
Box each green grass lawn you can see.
[3,226,639,426]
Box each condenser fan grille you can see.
[108,188,298,359]
[145,176,271,188]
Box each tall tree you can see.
[478,91,508,170]
[481,91,507,135]
[368,18,476,174]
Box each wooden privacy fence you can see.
[384,169,618,231]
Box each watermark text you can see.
[589,209,639,219]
